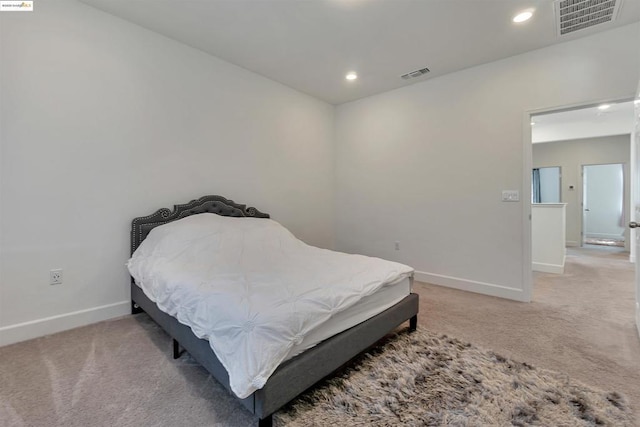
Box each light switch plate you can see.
[502,190,520,202]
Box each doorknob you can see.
[630,222,640,228]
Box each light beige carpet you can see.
[412,246,640,422]
[584,237,624,247]
[0,246,638,426]
[277,329,633,426]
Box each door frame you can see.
[580,162,627,248]
[633,93,640,339]
[522,96,634,300]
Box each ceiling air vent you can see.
[555,0,622,36]
[400,67,430,80]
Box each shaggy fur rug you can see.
[275,329,633,426]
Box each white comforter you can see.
[127,213,413,399]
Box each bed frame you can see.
[130,195,419,426]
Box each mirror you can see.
[532,166,561,203]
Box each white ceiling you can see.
[532,100,637,143]
[79,0,640,105]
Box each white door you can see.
[583,164,625,246]
[633,95,640,338]
[583,167,588,246]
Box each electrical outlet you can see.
[395,241,400,250]
[50,269,63,285]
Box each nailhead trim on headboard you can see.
[130,195,270,255]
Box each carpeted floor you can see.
[277,329,632,426]
[584,237,625,247]
[1,246,638,426]
[413,246,640,423]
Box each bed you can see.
[129,195,419,426]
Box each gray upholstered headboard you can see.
[130,195,270,255]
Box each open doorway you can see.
[530,101,634,255]
[527,99,637,350]
[582,163,626,248]
[527,100,636,324]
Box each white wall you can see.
[532,204,566,274]
[334,23,640,301]
[0,0,335,345]
[533,135,630,248]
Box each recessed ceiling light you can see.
[513,10,533,23]
[597,104,611,110]
[345,72,358,81]
[634,99,640,105]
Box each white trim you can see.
[532,261,565,274]
[522,111,533,302]
[636,301,640,340]
[0,301,130,347]
[581,162,628,248]
[629,131,636,264]
[414,271,529,302]
[533,203,566,207]
[585,233,626,240]
[566,240,580,247]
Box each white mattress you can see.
[284,275,412,360]
[128,214,414,398]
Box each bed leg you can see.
[173,339,181,359]
[258,414,273,427]
[131,301,143,314]
[409,315,417,332]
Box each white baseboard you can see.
[636,302,640,341]
[566,240,579,247]
[0,301,130,347]
[585,233,625,240]
[532,261,565,274]
[414,271,529,302]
